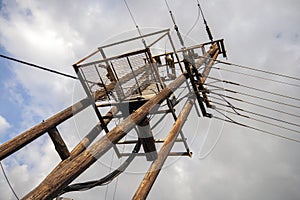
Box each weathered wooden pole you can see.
[23,71,187,200]
[132,44,220,199]
[23,44,218,200]
[0,98,90,161]
[48,127,70,160]
[0,63,149,161]
[132,97,195,200]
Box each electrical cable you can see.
[164,0,185,47]
[0,54,77,80]
[214,107,300,134]
[196,54,300,82]
[196,0,213,41]
[207,76,300,102]
[210,99,300,128]
[209,93,300,119]
[123,0,146,47]
[59,140,141,195]
[184,1,201,42]
[216,60,300,82]
[208,86,300,109]
[0,161,20,200]
[211,66,300,88]
[213,115,300,144]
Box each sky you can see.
[0,0,300,199]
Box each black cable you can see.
[60,140,141,194]
[0,54,78,80]
[214,107,300,134]
[123,0,146,47]
[0,161,20,200]
[196,0,213,41]
[216,60,300,82]
[210,99,300,128]
[196,54,300,82]
[164,0,185,47]
[208,94,300,119]
[208,85,300,109]
[211,66,300,88]
[213,115,300,144]
[207,76,300,102]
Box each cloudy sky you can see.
[1,0,300,199]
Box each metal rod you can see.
[99,29,170,49]
[117,138,186,144]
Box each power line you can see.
[0,161,20,200]
[0,54,78,80]
[164,0,185,47]
[217,60,300,81]
[210,99,300,128]
[214,107,300,135]
[213,115,300,144]
[211,66,300,88]
[207,76,300,102]
[196,0,213,41]
[123,0,146,47]
[208,93,300,119]
[197,54,300,83]
[208,86,300,109]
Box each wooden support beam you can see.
[23,44,218,200]
[201,43,219,83]
[0,98,90,161]
[132,97,196,200]
[48,127,70,160]
[23,67,186,199]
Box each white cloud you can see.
[0,0,300,199]
[0,115,11,133]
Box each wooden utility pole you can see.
[132,97,196,200]
[133,47,219,199]
[0,28,225,200]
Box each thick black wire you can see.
[209,93,300,119]
[216,60,300,82]
[207,76,300,102]
[210,99,300,128]
[0,161,19,200]
[212,66,300,88]
[0,54,77,80]
[213,115,300,144]
[196,54,300,82]
[60,140,141,194]
[214,107,300,134]
[208,86,300,109]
